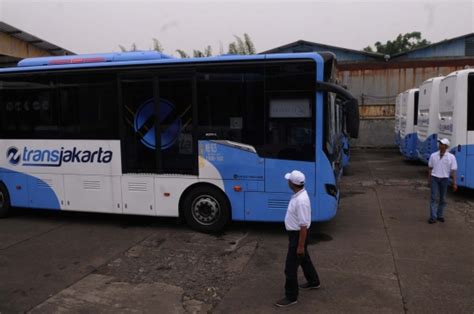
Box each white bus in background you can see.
[439,69,474,189]
[416,76,444,163]
[394,93,402,146]
[399,88,419,160]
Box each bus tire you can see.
[0,183,11,218]
[182,186,230,233]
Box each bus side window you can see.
[57,73,118,139]
[468,73,474,131]
[0,75,59,139]
[197,65,265,148]
[263,61,316,162]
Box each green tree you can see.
[152,38,163,52]
[119,43,138,52]
[363,32,431,55]
[227,33,256,55]
[176,49,190,58]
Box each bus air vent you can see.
[83,180,101,190]
[128,182,148,192]
[268,199,289,210]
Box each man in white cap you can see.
[427,138,458,224]
[275,170,320,307]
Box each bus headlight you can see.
[325,184,338,198]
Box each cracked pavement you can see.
[0,149,473,313]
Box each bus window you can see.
[57,72,118,139]
[414,90,419,126]
[197,64,265,148]
[159,74,196,175]
[0,74,59,139]
[120,76,157,174]
[468,73,474,131]
[264,61,316,161]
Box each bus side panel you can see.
[155,177,199,217]
[0,170,29,207]
[244,192,291,222]
[465,152,474,189]
[199,141,264,221]
[27,174,63,210]
[451,145,467,187]
[317,152,338,222]
[63,175,120,213]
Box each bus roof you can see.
[0,51,329,74]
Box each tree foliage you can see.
[176,49,190,58]
[227,33,256,55]
[363,32,431,55]
[118,33,256,58]
[152,38,163,52]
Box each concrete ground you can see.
[0,149,473,313]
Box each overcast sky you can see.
[1,0,473,56]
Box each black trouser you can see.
[285,230,320,301]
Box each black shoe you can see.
[428,218,436,224]
[437,217,445,222]
[275,297,297,307]
[299,282,321,290]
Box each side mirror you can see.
[344,98,359,138]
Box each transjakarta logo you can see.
[7,146,113,167]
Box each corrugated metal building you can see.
[262,34,474,146]
[0,21,73,67]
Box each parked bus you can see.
[399,88,419,159]
[439,69,474,189]
[395,93,402,146]
[0,51,358,232]
[416,76,444,163]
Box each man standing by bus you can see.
[275,170,320,307]
[428,138,458,224]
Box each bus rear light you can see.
[48,57,106,65]
[233,186,242,192]
[164,193,170,197]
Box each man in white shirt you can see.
[275,170,320,307]
[427,138,458,224]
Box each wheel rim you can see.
[191,195,221,226]
[0,191,4,209]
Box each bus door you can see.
[120,74,157,216]
[245,96,316,222]
[157,73,197,176]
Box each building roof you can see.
[260,39,385,60]
[0,21,74,66]
[391,32,474,59]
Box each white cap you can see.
[438,138,450,146]
[284,170,305,186]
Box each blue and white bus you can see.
[439,69,474,189]
[416,76,444,163]
[0,51,358,232]
[399,88,419,159]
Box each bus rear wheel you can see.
[183,186,230,233]
[0,183,11,218]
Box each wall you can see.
[0,32,51,59]
[338,60,471,147]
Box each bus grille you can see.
[128,182,148,192]
[83,180,101,190]
[268,199,289,210]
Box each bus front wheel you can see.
[0,183,11,218]
[183,186,230,233]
